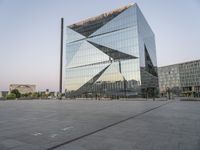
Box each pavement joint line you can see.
[46,100,173,150]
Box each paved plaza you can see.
[0,99,200,150]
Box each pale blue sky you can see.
[0,0,200,91]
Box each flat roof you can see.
[159,59,200,68]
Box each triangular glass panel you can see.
[88,26,139,57]
[120,59,140,81]
[74,64,111,94]
[68,6,129,37]
[66,41,83,67]
[136,5,154,39]
[93,62,127,94]
[143,37,157,66]
[96,62,124,83]
[67,41,110,68]
[88,41,137,60]
[144,45,157,76]
[66,27,85,43]
[90,4,137,37]
[65,63,110,91]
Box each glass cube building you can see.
[65,4,158,98]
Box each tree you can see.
[41,93,47,99]
[31,92,39,99]
[11,89,21,98]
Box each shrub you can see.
[6,93,16,100]
[31,92,39,99]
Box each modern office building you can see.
[65,3,158,98]
[9,84,36,94]
[158,59,200,97]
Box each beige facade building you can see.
[9,84,36,94]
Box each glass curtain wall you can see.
[65,4,158,98]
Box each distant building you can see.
[49,92,56,97]
[9,84,36,94]
[158,59,200,97]
[45,89,49,95]
[65,3,158,98]
[0,91,9,98]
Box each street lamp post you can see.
[59,18,64,99]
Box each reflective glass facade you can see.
[65,4,158,98]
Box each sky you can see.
[0,0,200,91]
